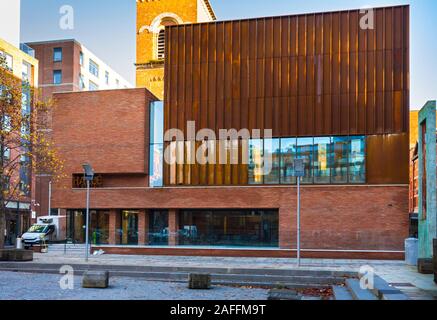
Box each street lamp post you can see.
[82,164,94,262]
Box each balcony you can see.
[20,43,35,58]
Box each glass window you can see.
[22,89,31,114]
[178,210,279,247]
[89,59,99,77]
[149,144,163,187]
[332,137,349,184]
[0,51,13,71]
[148,211,168,245]
[116,79,120,87]
[149,101,164,188]
[248,139,264,184]
[3,147,10,160]
[22,61,31,82]
[90,211,110,245]
[120,210,138,245]
[264,138,280,184]
[313,137,332,184]
[150,101,164,144]
[349,136,365,183]
[89,81,98,91]
[105,71,109,85]
[53,47,62,62]
[53,70,62,84]
[79,51,84,66]
[296,137,313,184]
[280,138,297,184]
[79,73,85,89]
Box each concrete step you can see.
[0,262,355,278]
[371,276,409,300]
[332,285,354,300]
[345,279,378,300]
[0,263,348,288]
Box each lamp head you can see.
[82,163,94,181]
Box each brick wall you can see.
[52,185,408,252]
[52,89,157,191]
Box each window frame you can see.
[53,47,63,62]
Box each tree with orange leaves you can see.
[0,56,63,249]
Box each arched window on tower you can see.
[155,17,178,60]
[157,29,165,60]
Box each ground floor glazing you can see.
[65,209,279,248]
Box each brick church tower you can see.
[136,0,216,99]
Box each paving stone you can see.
[82,271,109,288]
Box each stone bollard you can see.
[82,271,109,289]
[0,249,33,261]
[188,273,211,290]
[433,239,437,283]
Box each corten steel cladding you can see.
[163,6,410,186]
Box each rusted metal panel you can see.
[367,133,409,184]
[163,6,410,185]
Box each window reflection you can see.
[120,210,138,245]
[149,101,164,187]
[332,137,349,184]
[148,210,168,245]
[264,139,280,184]
[314,137,331,184]
[280,138,297,184]
[178,210,279,247]
[296,138,313,184]
[349,136,365,183]
[248,139,264,184]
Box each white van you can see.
[22,216,65,246]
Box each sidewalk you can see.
[30,249,437,294]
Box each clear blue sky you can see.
[21,0,436,109]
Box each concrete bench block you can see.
[82,271,109,288]
[188,273,211,290]
[417,258,433,274]
[0,249,33,261]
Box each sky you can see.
[20,0,437,109]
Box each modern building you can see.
[25,39,133,218]
[0,37,39,245]
[51,5,410,259]
[136,0,216,99]
[27,39,132,99]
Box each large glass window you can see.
[264,138,280,184]
[89,81,98,91]
[149,101,164,187]
[148,210,168,245]
[248,139,264,184]
[296,138,313,184]
[332,137,349,184]
[349,136,365,183]
[120,210,138,245]
[313,137,332,184]
[178,210,279,247]
[90,211,110,245]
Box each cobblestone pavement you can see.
[32,249,437,293]
[0,271,268,300]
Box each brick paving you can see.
[0,271,268,300]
